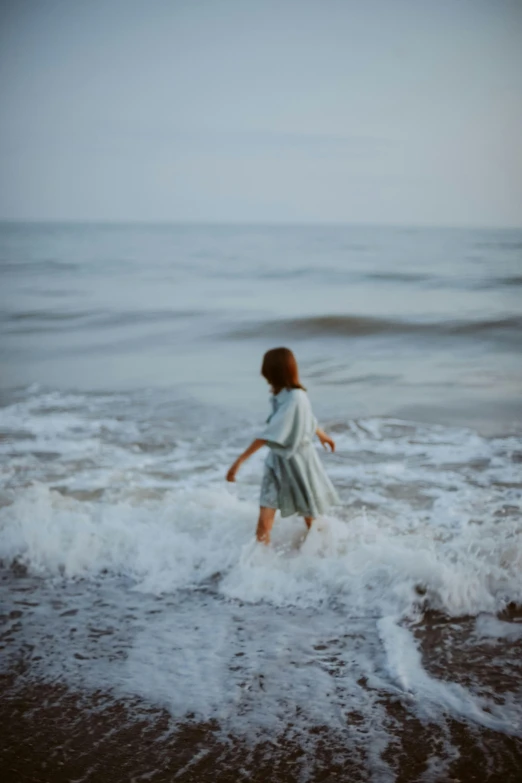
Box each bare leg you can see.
[304,516,314,530]
[256,507,277,545]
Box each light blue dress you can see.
[258,387,340,518]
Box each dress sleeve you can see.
[259,395,298,448]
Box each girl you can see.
[226,347,340,544]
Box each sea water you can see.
[1,223,521,779]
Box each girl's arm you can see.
[226,439,266,482]
[316,427,335,452]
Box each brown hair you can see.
[261,347,306,394]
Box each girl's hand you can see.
[225,440,266,482]
[318,430,335,452]
[226,460,241,482]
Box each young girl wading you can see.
[226,347,340,544]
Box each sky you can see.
[0,0,521,226]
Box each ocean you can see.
[1,222,521,781]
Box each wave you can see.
[367,273,522,289]
[1,308,201,334]
[228,314,522,342]
[0,259,78,274]
[1,477,520,619]
[365,272,431,283]
[1,310,94,323]
[474,240,522,251]
[497,275,522,287]
[1,389,521,618]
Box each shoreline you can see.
[2,674,522,782]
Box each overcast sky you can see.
[0,0,521,226]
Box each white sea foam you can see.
[1,390,521,617]
[474,614,522,641]
[0,479,520,619]
[378,616,520,733]
[1,389,521,776]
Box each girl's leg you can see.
[304,516,314,530]
[256,507,277,545]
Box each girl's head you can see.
[261,347,306,394]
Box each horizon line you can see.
[0,218,521,231]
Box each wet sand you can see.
[2,651,522,782]
[2,565,522,782]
